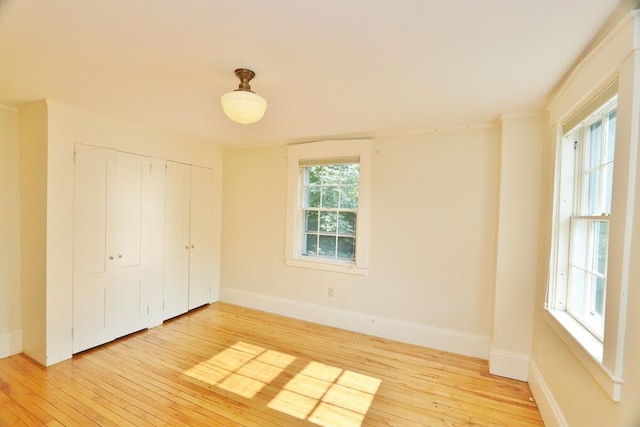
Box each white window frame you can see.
[546,89,626,402]
[284,140,372,276]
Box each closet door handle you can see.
[185,246,189,250]
[108,255,114,260]
[118,254,122,258]
[191,244,195,249]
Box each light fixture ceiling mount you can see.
[220,68,268,124]
[235,68,256,91]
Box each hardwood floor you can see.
[0,303,544,426]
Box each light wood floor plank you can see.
[0,357,100,426]
[76,352,229,426]
[0,303,544,426]
[0,389,29,427]
[98,345,294,427]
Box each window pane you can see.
[337,237,355,260]
[585,169,600,215]
[604,164,614,214]
[305,210,318,232]
[320,165,342,185]
[340,184,359,209]
[321,186,339,208]
[606,110,616,163]
[571,220,587,268]
[591,274,605,317]
[304,233,318,256]
[588,120,602,168]
[319,212,337,233]
[592,220,608,275]
[307,186,321,207]
[318,235,336,257]
[340,164,359,184]
[338,212,356,235]
[569,267,586,317]
[308,166,322,185]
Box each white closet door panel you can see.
[113,276,149,336]
[73,144,110,276]
[116,152,145,269]
[163,161,190,320]
[76,285,107,333]
[114,152,153,337]
[165,162,191,261]
[72,278,113,352]
[188,165,214,310]
[73,144,117,353]
[163,268,187,314]
[141,157,166,327]
[115,278,141,320]
[187,259,210,309]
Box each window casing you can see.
[545,92,624,401]
[285,140,372,275]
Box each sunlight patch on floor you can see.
[184,341,295,398]
[268,361,382,427]
[184,342,381,426]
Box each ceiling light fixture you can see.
[220,68,267,124]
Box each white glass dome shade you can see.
[220,68,268,124]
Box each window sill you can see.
[544,308,623,401]
[284,257,368,276]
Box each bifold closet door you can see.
[73,144,116,353]
[73,145,154,353]
[112,152,154,337]
[163,161,191,320]
[163,162,214,318]
[188,165,214,310]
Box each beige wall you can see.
[490,113,544,381]
[0,106,22,358]
[19,101,48,363]
[221,126,500,357]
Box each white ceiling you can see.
[0,0,629,147]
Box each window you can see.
[546,84,628,401]
[546,92,620,393]
[285,140,372,275]
[301,161,359,261]
[565,102,616,340]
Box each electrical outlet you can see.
[328,287,334,298]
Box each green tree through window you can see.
[302,163,359,261]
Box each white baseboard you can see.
[219,287,489,359]
[528,358,568,427]
[0,330,22,359]
[489,347,530,381]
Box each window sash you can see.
[567,216,609,340]
[575,107,616,216]
[300,163,359,262]
[561,100,616,343]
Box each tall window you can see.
[301,161,359,261]
[563,98,617,340]
[285,140,372,276]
